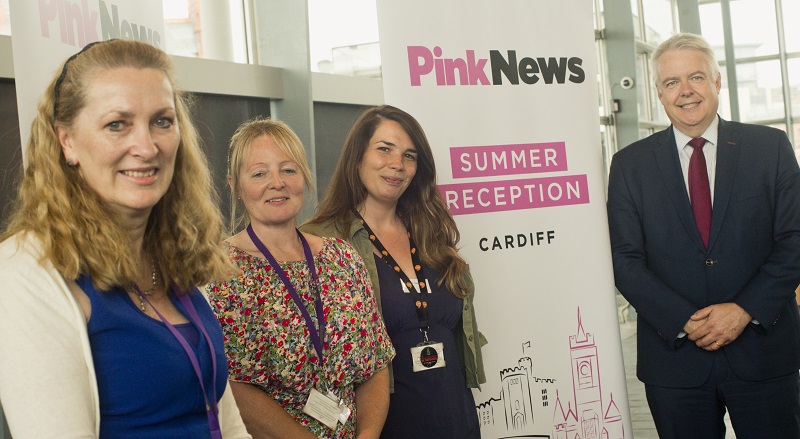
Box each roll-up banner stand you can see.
[9,0,165,158]
[377,1,632,437]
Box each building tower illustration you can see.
[475,308,626,437]
[570,308,603,439]
[552,307,625,439]
[499,357,534,429]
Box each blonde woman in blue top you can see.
[0,39,249,438]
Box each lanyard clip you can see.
[421,329,430,343]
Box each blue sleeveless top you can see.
[77,276,228,438]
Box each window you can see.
[0,0,10,35]
[163,0,248,63]
[700,0,798,145]
[307,0,380,75]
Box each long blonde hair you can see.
[305,105,469,298]
[2,39,232,292]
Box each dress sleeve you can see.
[332,239,395,382]
[0,238,98,438]
[206,265,270,387]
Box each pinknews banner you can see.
[377,1,632,438]
[9,0,165,158]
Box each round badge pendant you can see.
[420,346,439,368]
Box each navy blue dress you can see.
[77,276,228,438]
[376,255,480,439]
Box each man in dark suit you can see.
[607,33,800,438]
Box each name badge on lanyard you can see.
[303,388,352,429]
[355,212,447,374]
[246,225,352,427]
[411,341,446,372]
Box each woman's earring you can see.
[66,159,74,166]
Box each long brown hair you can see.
[2,39,232,292]
[306,105,469,297]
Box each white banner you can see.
[376,1,632,438]
[9,0,165,155]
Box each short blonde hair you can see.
[227,117,315,233]
[2,39,232,292]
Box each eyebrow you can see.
[105,106,175,118]
[375,139,417,153]
[662,70,706,83]
[375,139,396,147]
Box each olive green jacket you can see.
[302,213,487,392]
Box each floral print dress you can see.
[208,237,395,438]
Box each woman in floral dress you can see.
[207,117,395,438]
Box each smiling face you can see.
[58,67,179,219]
[358,119,418,209]
[235,134,305,229]
[656,48,721,138]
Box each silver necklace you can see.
[137,262,158,312]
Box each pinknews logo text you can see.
[407,46,585,87]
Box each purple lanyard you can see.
[246,224,326,367]
[137,285,222,439]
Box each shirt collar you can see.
[674,114,720,150]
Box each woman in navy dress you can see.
[303,105,487,438]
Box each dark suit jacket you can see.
[607,118,800,388]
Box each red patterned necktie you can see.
[688,137,712,248]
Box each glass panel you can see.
[636,55,649,120]
[736,59,784,122]
[789,58,800,122]
[308,0,380,74]
[730,0,778,58]
[631,0,642,40]
[164,1,197,57]
[593,0,605,31]
[330,42,381,77]
[651,80,670,124]
[717,67,732,120]
[641,0,674,46]
[597,42,610,119]
[785,0,800,53]
[0,0,9,35]
[163,0,247,63]
[699,2,725,62]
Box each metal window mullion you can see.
[775,0,793,143]
[242,0,259,65]
[720,0,739,121]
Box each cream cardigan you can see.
[0,233,250,438]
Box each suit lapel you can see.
[708,119,739,251]
[653,127,707,252]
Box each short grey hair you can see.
[651,33,720,89]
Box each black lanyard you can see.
[246,224,326,367]
[354,211,431,341]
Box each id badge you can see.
[410,341,446,372]
[302,388,341,430]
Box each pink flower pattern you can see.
[208,238,394,438]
